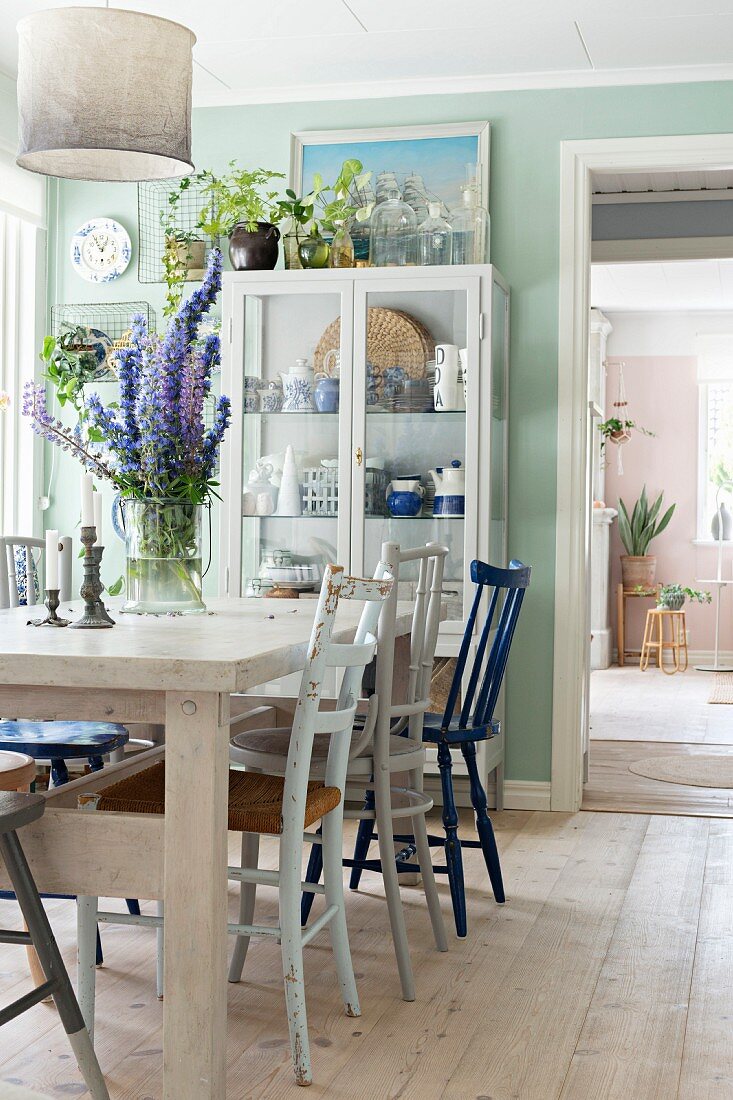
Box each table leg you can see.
[163,690,230,1100]
[617,584,625,666]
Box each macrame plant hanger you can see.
[611,360,632,476]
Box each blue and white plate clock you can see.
[70,218,131,283]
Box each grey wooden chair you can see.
[0,790,109,1099]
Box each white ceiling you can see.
[592,260,733,312]
[593,170,733,197]
[2,1,733,105]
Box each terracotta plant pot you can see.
[621,554,656,590]
[176,239,206,280]
[228,222,280,271]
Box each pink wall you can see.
[605,355,733,653]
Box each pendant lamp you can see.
[16,6,195,182]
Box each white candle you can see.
[45,529,59,590]
[93,491,103,540]
[81,472,94,527]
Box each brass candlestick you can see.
[69,526,115,629]
[28,589,70,628]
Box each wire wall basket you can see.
[137,179,219,284]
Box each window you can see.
[0,148,45,536]
[699,381,733,538]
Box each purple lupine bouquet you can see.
[24,249,230,612]
[23,248,230,506]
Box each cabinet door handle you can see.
[355,447,363,466]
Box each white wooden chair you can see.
[231,541,449,1002]
[75,564,392,1087]
[1,534,72,607]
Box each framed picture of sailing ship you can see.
[290,121,490,223]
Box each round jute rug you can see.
[628,751,733,788]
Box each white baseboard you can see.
[610,648,733,665]
[423,775,552,812]
[503,780,552,811]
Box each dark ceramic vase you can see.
[228,222,280,271]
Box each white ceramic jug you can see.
[429,460,466,516]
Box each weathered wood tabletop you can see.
[0,596,415,1100]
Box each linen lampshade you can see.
[16,7,195,182]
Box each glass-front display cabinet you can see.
[219,266,509,655]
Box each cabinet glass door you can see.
[227,282,352,597]
[351,276,480,634]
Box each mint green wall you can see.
[45,80,733,783]
[0,74,17,147]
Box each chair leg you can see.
[0,832,108,1100]
[321,807,360,1017]
[77,896,99,1038]
[228,831,260,984]
[349,788,375,890]
[409,765,447,952]
[50,757,69,787]
[374,766,415,1001]
[461,740,505,905]
[437,741,467,938]
[279,838,311,1086]
[156,901,164,999]
[301,826,323,927]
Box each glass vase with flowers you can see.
[23,249,230,614]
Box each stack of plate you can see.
[423,473,436,516]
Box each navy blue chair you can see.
[345,558,530,938]
[419,558,531,936]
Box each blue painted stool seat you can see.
[0,722,129,758]
[421,715,500,745]
[0,720,136,965]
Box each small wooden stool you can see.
[640,609,689,674]
[0,750,35,792]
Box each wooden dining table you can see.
[0,595,416,1100]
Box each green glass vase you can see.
[298,233,330,269]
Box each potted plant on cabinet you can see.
[656,583,711,611]
[618,485,676,589]
[277,159,373,270]
[196,164,285,271]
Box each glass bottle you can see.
[329,221,355,268]
[370,189,418,267]
[418,202,453,266]
[451,186,490,265]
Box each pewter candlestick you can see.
[28,589,70,628]
[70,526,115,629]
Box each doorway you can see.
[585,256,733,815]
[551,134,733,812]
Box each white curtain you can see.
[0,209,45,535]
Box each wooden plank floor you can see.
[2,810,733,1099]
[583,740,733,817]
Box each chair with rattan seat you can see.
[0,791,109,1099]
[76,564,392,1087]
[231,540,449,1003]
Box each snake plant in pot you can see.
[618,486,676,589]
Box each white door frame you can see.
[551,133,733,812]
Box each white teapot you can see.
[280,358,315,412]
[429,460,465,517]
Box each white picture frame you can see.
[290,121,490,213]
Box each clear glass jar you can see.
[121,498,205,614]
[329,221,355,268]
[418,202,453,266]
[370,189,418,267]
[451,187,491,265]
